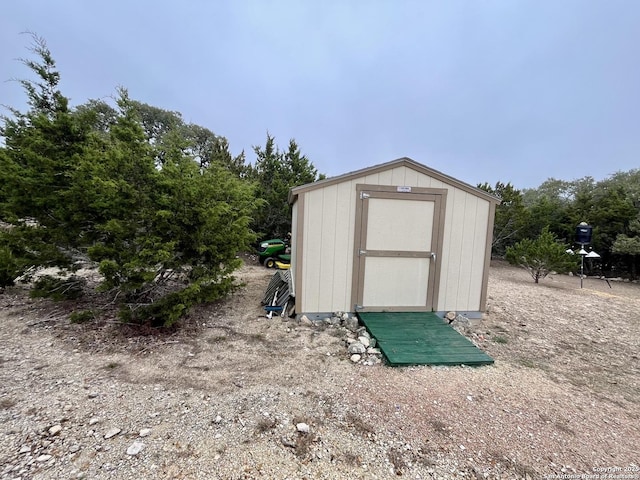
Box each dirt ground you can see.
[0,261,638,479]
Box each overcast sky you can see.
[1,1,639,189]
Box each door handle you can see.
[430,252,436,262]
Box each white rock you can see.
[299,315,313,326]
[139,428,152,437]
[19,445,31,454]
[296,422,310,433]
[88,417,100,426]
[126,441,144,456]
[104,428,121,439]
[48,424,62,436]
[350,354,362,363]
[69,444,81,453]
[358,336,370,347]
[348,342,366,354]
[36,454,52,462]
[366,347,381,355]
[214,415,223,424]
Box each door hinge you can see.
[359,249,367,256]
[360,192,370,200]
[354,304,363,311]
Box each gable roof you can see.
[288,157,500,204]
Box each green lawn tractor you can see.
[257,238,291,269]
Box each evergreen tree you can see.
[506,227,577,283]
[0,36,258,327]
[477,181,528,257]
[250,134,323,239]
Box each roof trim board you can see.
[288,157,500,205]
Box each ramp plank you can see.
[357,312,494,367]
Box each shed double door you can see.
[352,185,445,312]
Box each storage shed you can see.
[288,157,499,319]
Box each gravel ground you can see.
[0,262,639,479]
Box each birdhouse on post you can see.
[575,222,592,246]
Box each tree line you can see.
[479,171,640,280]
[0,36,322,326]
[1,36,637,327]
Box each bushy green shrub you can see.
[506,227,577,283]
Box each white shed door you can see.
[353,188,444,312]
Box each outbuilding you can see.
[288,157,499,319]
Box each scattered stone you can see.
[281,436,296,448]
[139,428,152,437]
[36,454,52,462]
[126,441,144,456]
[358,336,370,348]
[48,424,62,436]
[350,354,362,363]
[296,422,310,433]
[87,392,99,399]
[88,417,100,426]
[69,444,81,453]
[348,342,366,355]
[19,445,31,454]
[344,317,359,331]
[341,312,349,321]
[445,311,457,322]
[213,415,223,424]
[366,347,381,355]
[299,315,313,326]
[104,427,121,439]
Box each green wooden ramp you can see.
[357,312,494,367]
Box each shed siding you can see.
[296,164,492,314]
[291,195,298,297]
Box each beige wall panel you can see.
[329,181,355,311]
[363,257,430,306]
[415,174,431,188]
[317,184,338,311]
[403,167,420,186]
[457,195,479,309]
[366,198,434,251]
[389,166,406,185]
[301,189,325,312]
[364,173,381,184]
[375,169,393,185]
[467,199,490,309]
[438,188,467,311]
[291,199,298,297]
